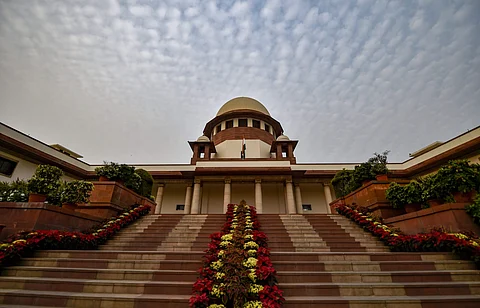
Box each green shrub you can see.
[369,150,390,175]
[27,165,63,195]
[0,179,29,202]
[435,160,480,194]
[353,162,375,184]
[125,173,142,194]
[385,183,406,209]
[61,180,94,204]
[466,195,480,225]
[332,169,356,197]
[404,181,425,205]
[135,169,154,197]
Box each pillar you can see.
[154,184,165,214]
[294,183,303,214]
[285,180,296,214]
[323,183,333,214]
[191,179,201,214]
[255,179,263,214]
[184,184,193,214]
[223,179,231,213]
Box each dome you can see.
[276,134,290,141]
[197,135,210,142]
[216,97,270,116]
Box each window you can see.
[252,120,260,128]
[302,204,312,211]
[238,119,247,127]
[176,204,185,211]
[0,156,17,177]
[264,124,270,133]
[226,120,233,129]
[216,125,222,134]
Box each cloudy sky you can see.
[0,0,479,165]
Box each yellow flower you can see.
[211,283,225,298]
[243,257,258,268]
[244,241,259,250]
[13,239,26,244]
[208,305,226,308]
[220,241,231,248]
[221,234,233,241]
[211,260,223,270]
[247,249,257,256]
[249,284,264,294]
[243,301,263,308]
[215,272,226,280]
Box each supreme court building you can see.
[1,97,479,214]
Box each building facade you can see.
[1,97,479,215]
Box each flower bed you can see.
[0,203,151,267]
[334,204,480,267]
[190,202,284,308]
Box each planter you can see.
[0,224,4,237]
[453,191,476,203]
[99,176,109,182]
[28,193,47,203]
[62,203,77,211]
[362,179,372,186]
[404,203,422,213]
[428,199,443,207]
[375,174,388,181]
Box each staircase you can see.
[258,214,480,307]
[0,213,479,307]
[0,214,226,307]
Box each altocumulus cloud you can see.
[0,0,479,164]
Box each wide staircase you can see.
[0,214,479,307]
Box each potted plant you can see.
[354,162,376,186]
[95,162,136,186]
[371,150,390,181]
[403,181,424,212]
[385,182,406,209]
[0,179,29,202]
[435,160,479,203]
[27,165,63,202]
[419,175,446,207]
[61,180,94,210]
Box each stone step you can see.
[276,270,480,283]
[269,252,460,262]
[282,295,480,308]
[0,277,194,295]
[0,289,190,308]
[2,266,198,281]
[35,250,205,260]
[19,258,202,270]
[280,281,480,296]
[272,260,476,272]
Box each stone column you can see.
[191,179,201,214]
[223,179,231,213]
[154,184,165,214]
[294,183,303,214]
[323,183,333,214]
[255,179,263,214]
[184,184,193,214]
[285,180,296,214]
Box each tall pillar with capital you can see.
[323,183,333,214]
[223,179,231,213]
[294,183,303,214]
[154,184,165,214]
[191,179,202,214]
[255,179,263,213]
[184,183,193,214]
[285,180,296,214]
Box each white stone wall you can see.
[213,140,271,159]
[200,182,223,214]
